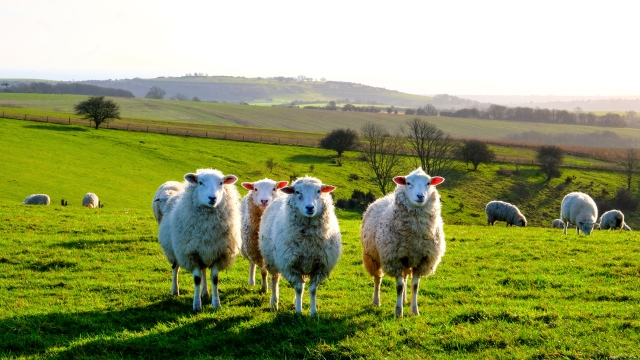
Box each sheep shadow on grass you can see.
[1,300,374,359]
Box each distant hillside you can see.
[0,81,134,98]
[78,76,432,106]
[462,95,640,112]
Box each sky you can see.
[2,0,639,96]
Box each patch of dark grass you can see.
[23,124,89,132]
[27,260,77,272]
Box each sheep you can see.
[598,210,625,230]
[23,194,50,205]
[561,192,597,235]
[259,176,341,316]
[485,201,527,227]
[552,219,574,229]
[82,193,99,208]
[622,223,632,231]
[152,181,184,224]
[240,178,288,292]
[361,167,446,317]
[158,169,241,311]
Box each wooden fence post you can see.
[167,127,168,133]
[206,131,208,137]
[147,126,149,132]
[127,124,129,130]
[68,117,70,124]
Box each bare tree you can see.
[171,93,188,101]
[145,86,166,99]
[402,118,456,177]
[359,122,405,195]
[73,96,120,129]
[620,148,638,191]
[265,157,277,174]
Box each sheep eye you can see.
[219,182,223,185]
[407,182,411,186]
[198,181,203,185]
[273,188,276,191]
[295,191,300,195]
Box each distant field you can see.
[3,93,640,145]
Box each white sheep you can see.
[259,176,341,316]
[23,194,50,205]
[485,201,527,227]
[552,219,574,229]
[561,192,597,235]
[82,193,99,208]
[598,210,625,230]
[152,181,184,224]
[361,167,445,317]
[240,178,288,292]
[158,169,241,311]
[622,223,632,231]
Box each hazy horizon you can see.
[3,0,639,97]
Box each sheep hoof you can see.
[395,306,403,318]
[411,307,420,316]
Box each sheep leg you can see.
[563,221,568,235]
[309,282,318,317]
[210,266,221,309]
[270,273,280,310]
[192,269,203,312]
[410,276,420,316]
[260,266,268,293]
[372,276,382,306]
[402,274,408,304]
[294,279,305,314]
[171,262,180,296]
[248,261,256,286]
[201,268,209,298]
[395,276,405,317]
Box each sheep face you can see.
[393,168,444,207]
[242,179,288,209]
[579,220,595,235]
[281,180,336,217]
[185,170,238,208]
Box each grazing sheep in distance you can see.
[240,178,288,292]
[622,223,632,231]
[485,200,527,227]
[158,169,241,311]
[23,194,51,205]
[552,219,574,229]
[361,167,445,317]
[82,193,99,208]
[561,192,597,235]
[152,181,184,224]
[259,176,341,316]
[598,210,625,230]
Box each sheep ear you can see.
[321,185,336,193]
[430,177,445,186]
[393,176,406,185]
[241,182,255,191]
[276,181,289,189]
[185,173,198,184]
[280,186,295,194]
[154,198,161,202]
[224,175,238,185]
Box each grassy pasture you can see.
[4,93,640,143]
[1,118,640,358]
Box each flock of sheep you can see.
[22,167,633,318]
[153,167,446,317]
[23,192,102,208]
[485,192,632,233]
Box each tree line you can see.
[439,104,629,128]
[1,82,134,98]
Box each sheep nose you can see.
[305,205,315,212]
[261,200,269,206]
[416,194,425,202]
[208,196,217,205]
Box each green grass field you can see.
[1,118,640,358]
[3,93,640,144]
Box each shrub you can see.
[336,199,348,209]
[612,188,639,211]
[497,168,513,177]
[349,173,360,181]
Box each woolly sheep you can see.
[622,223,632,231]
[561,192,597,235]
[23,194,50,205]
[361,167,445,317]
[552,219,574,229]
[259,176,341,316]
[240,178,288,292]
[152,181,184,224]
[82,193,99,208]
[158,169,241,311]
[485,201,527,227]
[598,210,625,230]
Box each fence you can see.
[0,110,621,171]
